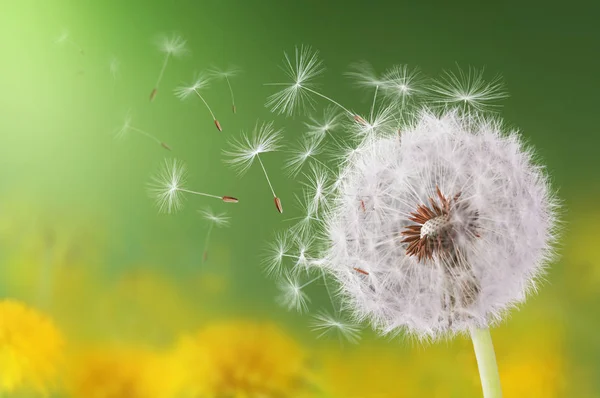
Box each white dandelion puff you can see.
[429,66,508,113]
[148,159,238,214]
[114,112,171,151]
[209,65,241,113]
[301,163,331,215]
[310,310,361,344]
[175,73,222,132]
[198,208,230,263]
[149,33,188,101]
[223,121,284,213]
[316,110,559,339]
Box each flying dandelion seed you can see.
[55,28,84,55]
[223,121,283,213]
[284,134,326,177]
[198,208,230,263]
[209,65,241,114]
[174,73,222,132]
[305,106,343,139]
[345,60,385,91]
[149,33,188,101]
[109,56,120,80]
[429,65,509,113]
[265,45,369,124]
[262,232,293,276]
[114,112,172,151]
[276,271,320,313]
[148,158,238,214]
[262,49,559,398]
[310,310,361,344]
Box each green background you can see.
[1,0,599,397]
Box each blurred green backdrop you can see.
[1,0,599,397]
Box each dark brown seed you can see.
[214,119,222,132]
[149,88,157,101]
[353,267,369,275]
[354,115,367,126]
[161,142,172,151]
[222,196,239,203]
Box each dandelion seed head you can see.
[310,310,361,344]
[156,33,188,57]
[174,73,210,100]
[148,158,187,214]
[429,66,509,113]
[266,45,325,116]
[310,110,559,339]
[223,121,282,175]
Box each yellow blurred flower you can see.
[0,299,64,394]
[172,320,314,398]
[66,346,177,398]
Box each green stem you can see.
[470,327,503,398]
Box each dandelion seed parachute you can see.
[174,73,222,132]
[150,33,188,102]
[148,159,238,214]
[115,113,172,151]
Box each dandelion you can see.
[266,45,368,124]
[148,158,238,214]
[175,73,223,132]
[149,33,188,101]
[263,50,560,398]
[114,112,172,151]
[223,121,283,213]
[171,320,313,397]
[311,310,361,344]
[0,300,64,394]
[55,28,84,54]
[209,65,241,113]
[429,65,508,113]
[262,232,293,276]
[198,208,230,263]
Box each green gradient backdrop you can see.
[1,0,599,397]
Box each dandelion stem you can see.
[202,223,214,263]
[225,76,236,110]
[302,86,354,117]
[155,53,170,88]
[179,188,222,200]
[470,327,503,398]
[129,126,163,146]
[192,89,217,120]
[300,275,321,289]
[257,155,277,198]
[370,85,379,121]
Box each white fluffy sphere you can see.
[320,110,559,339]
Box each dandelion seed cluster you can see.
[264,46,559,341]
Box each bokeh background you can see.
[1,0,599,397]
